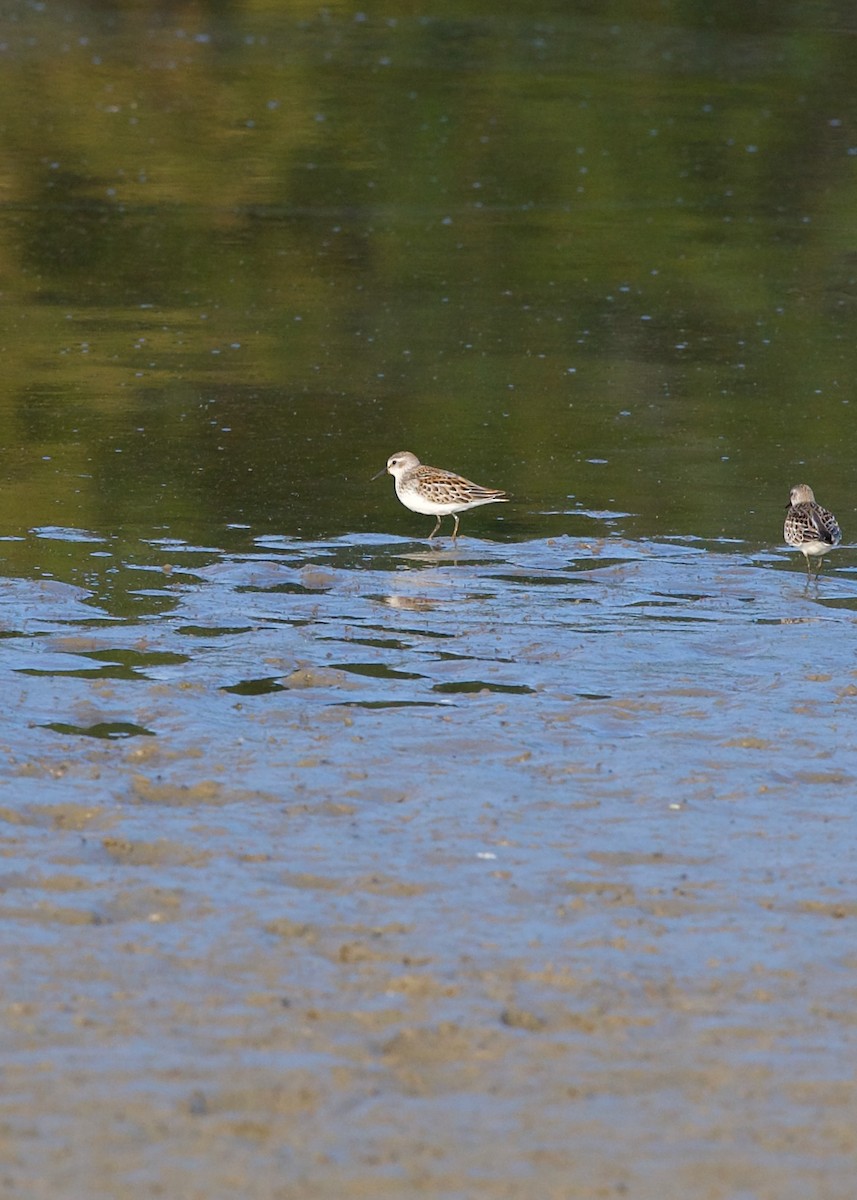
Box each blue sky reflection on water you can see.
[3,533,857,1193]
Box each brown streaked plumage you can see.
[373,450,508,540]
[784,483,841,576]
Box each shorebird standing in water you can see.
[374,451,508,540]
[784,483,841,576]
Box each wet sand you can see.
[2,538,856,1198]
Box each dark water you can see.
[2,0,856,556]
[2,3,857,1197]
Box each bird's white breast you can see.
[396,483,464,515]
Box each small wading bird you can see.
[784,483,841,576]
[374,450,508,540]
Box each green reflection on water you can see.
[0,1,854,578]
[41,721,156,739]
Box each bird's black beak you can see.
[371,466,388,481]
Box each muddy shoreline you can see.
[2,539,856,1197]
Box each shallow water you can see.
[2,0,857,1194]
[3,527,857,1196]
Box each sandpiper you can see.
[374,450,508,540]
[784,483,841,576]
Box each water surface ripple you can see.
[2,532,856,1197]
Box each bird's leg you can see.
[452,513,460,541]
[428,514,442,539]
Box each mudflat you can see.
[2,541,855,1198]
